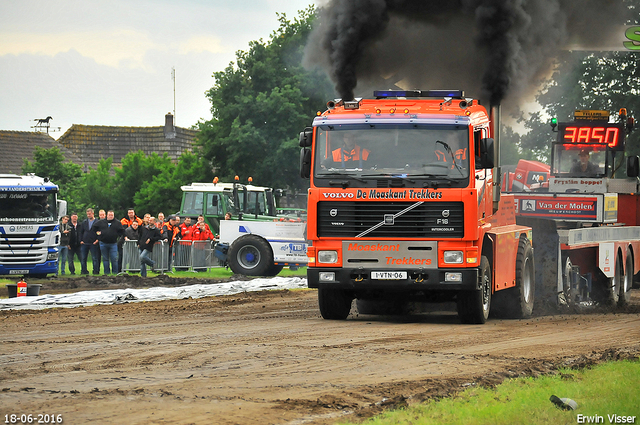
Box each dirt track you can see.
[1,278,640,425]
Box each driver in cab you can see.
[328,133,371,169]
[570,149,599,176]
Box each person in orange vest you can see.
[162,215,182,270]
[190,220,214,241]
[195,214,211,232]
[156,212,165,229]
[190,220,215,271]
[329,133,371,169]
[121,208,143,228]
[179,216,193,240]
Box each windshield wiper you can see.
[316,172,367,182]
[406,174,462,188]
[360,173,416,184]
[436,140,465,177]
[316,172,367,188]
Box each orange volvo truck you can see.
[299,90,534,323]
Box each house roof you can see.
[0,131,79,174]
[57,118,197,170]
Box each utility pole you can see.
[171,67,176,126]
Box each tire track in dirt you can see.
[1,288,639,424]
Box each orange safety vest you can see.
[332,145,370,168]
[163,223,181,246]
[435,148,467,164]
[121,216,143,227]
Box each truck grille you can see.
[318,201,464,238]
[0,233,49,264]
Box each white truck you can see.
[0,174,67,277]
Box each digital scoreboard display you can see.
[557,122,624,150]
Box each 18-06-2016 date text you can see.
[4,414,63,424]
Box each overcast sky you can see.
[0,0,318,137]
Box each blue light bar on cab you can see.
[374,90,422,98]
[374,90,464,99]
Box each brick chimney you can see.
[164,113,176,139]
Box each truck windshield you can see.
[0,192,57,223]
[313,124,470,182]
[552,145,605,177]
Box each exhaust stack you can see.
[491,105,501,212]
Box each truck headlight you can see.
[445,272,463,282]
[48,252,59,260]
[319,272,335,282]
[318,250,338,264]
[444,251,463,264]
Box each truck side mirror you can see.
[479,138,495,169]
[299,127,313,147]
[627,155,639,177]
[300,148,311,178]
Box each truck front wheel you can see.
[228,235,273,276]
[457,256,491,324]
[318,287,352,320]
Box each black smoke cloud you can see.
[304,0,627,106]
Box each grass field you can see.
[343,360,640,425]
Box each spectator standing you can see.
[58,215,71,275]
[68,212,81,275]
[162,215,182,271]
[138,217,162,277]
[179,217,193,240]
[79,208,101,275]
[143,213,151,226]
[119,208,143,272]
[124,220,142,241]
[195,214,211,232]
[191,221,214,241]
[156,212,165,229]
[190,220,214,271]
[121,220,142,273]
[94,210,124,275]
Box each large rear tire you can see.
[227,235,273,276]
[318,287,352,320]
[603,254,622,306]
[266,264,284,277]
[458,256,491,324]
[492,238,535,318]
[619,253,633,306]
[560,256,574,307]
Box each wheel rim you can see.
[482,268,491,312]
[623,256,632,294]
[563,257,573,305]
[237,245,260,269]
[607,257,621,304]
[523,256,533,303]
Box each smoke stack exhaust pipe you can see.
[490,104,501,212]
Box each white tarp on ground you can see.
[0,277,308,311]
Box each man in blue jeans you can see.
[58,215,71,275]
[94,210,124,275]
[138,217,162,277]
[79,208,100,275]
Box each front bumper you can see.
[0,260,58,276]
[308,267,480,292]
